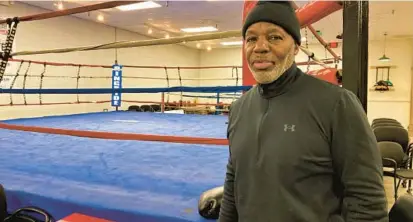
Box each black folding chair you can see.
[127,105,140,111]
[379,141,413,201]
[372,118,401,125]
[389,194,413,222]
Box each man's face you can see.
[244,22,299,84]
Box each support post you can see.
[409,67,413,136]
[342,1,369,113]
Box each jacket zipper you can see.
[256,99,270,165]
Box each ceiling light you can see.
[165,33,170,39]
[55,2,64,10]
[97,14,104,22]
[196,43,201,48]
[116,1,162,11]
[379,32,390,62]
[181,26,218,33]
[220,41,243,46]
[379,54,390,62]
[207,46,212,51]
[148,28,152,34]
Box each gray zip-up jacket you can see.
[219,64,388,222]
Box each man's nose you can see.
[253,37,270,53]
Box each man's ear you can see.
[294,44,299,55]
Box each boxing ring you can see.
[0,1,344,221]
[0,112,229,221]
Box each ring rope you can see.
[0,122,229,146]
[1,73,240,81]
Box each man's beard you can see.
[249,47,296,84]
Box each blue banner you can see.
[111,64,122,107]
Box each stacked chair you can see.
[127,104,162,112]
[373,118,413,201]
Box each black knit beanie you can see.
[242,0,301,45]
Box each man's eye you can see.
[269,35,282,41]
[246,37,257,42]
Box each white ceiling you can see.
[16,0,413,51]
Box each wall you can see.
[198,38,413,128]
[0,2,200,120]
[198,48,242,105]
[367,38,412,129]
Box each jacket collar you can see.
[258,63,301,99]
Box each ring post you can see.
[111,62,122,111]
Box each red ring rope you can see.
[0,122,229,145]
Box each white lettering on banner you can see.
[111,65,122,107]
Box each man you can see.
[219,1,388,222]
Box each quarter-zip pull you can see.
[256,98,270,167]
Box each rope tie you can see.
[177,67,183,106]
[76,65,81,103]
[9,60,23,105]
[22,61,31,105]
[39,63,46,105]
[164,67,170,104]
[232,67,239,102]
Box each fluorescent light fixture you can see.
[116,1,162,11]
[220,41,243,46]
[181,26,218,33]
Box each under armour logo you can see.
[284,124,295,132]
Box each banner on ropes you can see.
[0,16,18,89]
[111,64,122,107]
